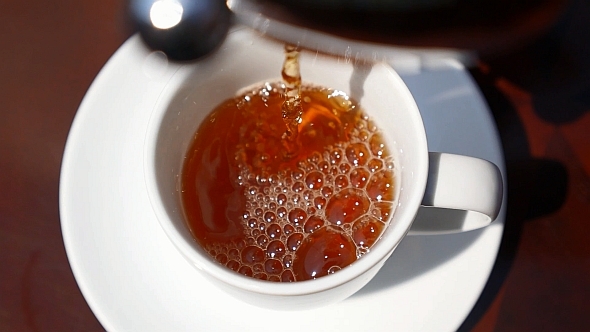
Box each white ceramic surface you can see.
[60,29,506,331]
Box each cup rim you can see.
[143,27,429,297]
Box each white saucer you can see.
[60,31,505,331]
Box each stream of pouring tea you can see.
[280,44,303,157]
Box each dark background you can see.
[1,0,588,330]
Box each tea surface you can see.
[181,83,396,281]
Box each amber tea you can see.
[180,77,397,282]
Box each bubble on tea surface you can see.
[283,254,293,268]
[367,169,395,202]
[325,188,370,225]
[329,166,339,176]
[329,149,343,165]
[308,152,321,163]
[321,186,333,198]
[253,263,264,273]
[304,171,324,189]
[292,181,305,193]
[350,168,370,188]
[281,270,295,282]
[334,175,349,189]
[256,174,268,186]
[319,160,330,174]
[303,215,324,233]
[372,201,394,222]
[339,163,351,174]
[268,173,279,184]
[352,217,385,249]
[216,253,228,264]
[228,249,239,259]
[233,239,246,250]
[367,158,383,172]
[301,190,313,202]
[283,224,295,235]
[292,225,356,281]
[238,265,253,277]
[265,259,283,275]
[287,233,304,251]
[256,235,269,248]
[266,240,286,259]
[247,218,258,229]
[359,130,370,141]
[288,208,307,226]
[249,186,258,196]
[254,273,268,280]
[226,260,240,272]
[264,211,276,223]
[313,196,327,209]
[369,132,387,156]
[241,245,265,265]
[266,223,282,239]
[292,168,304,180]
[277,206,287,218]
[327,266,341,274]
[345,143,370,166]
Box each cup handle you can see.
[408,152,503,235]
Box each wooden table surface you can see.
[1,0,588,330]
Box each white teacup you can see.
[143,27,502,310]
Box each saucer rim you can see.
[59,32,505,332]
